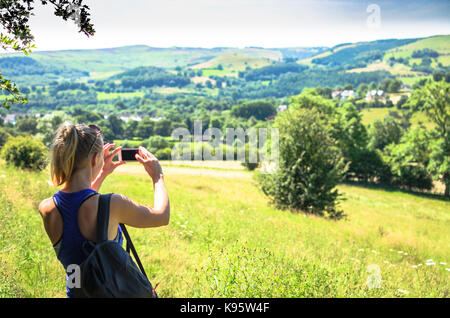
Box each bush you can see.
[0,128,9,148]
[347,148,391,183]
[257,108,347,219]
[147,135,170,154]
[155,147,172,160]
[1,136,48,170]
[391,164,433,191]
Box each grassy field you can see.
[191,53,273,72]
[97,91,146,101]
[361,107,433,129]
[384,35,450,59]
[0,159,448,298]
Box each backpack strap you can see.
[97,193,149,281]
[96,193,112,243]
[120,223,148,280]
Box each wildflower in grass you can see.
[398,251,403,254]
[426,259,433,262]
[0,174,5,178]
[358,249,364,252]
[404,253,408,256]
[446,268,450,272]
[426,262,436,266]
[383,260,389,264]
[411,265,417,268]
[440,262,447,265]
[371,250,377,254]
[397,289,409,294]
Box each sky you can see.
[26,0,450,51]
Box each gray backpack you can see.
[72,193,157,298]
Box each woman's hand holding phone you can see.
[102,143,126,176]
[135,146,163,183]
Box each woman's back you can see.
[52,188,123,269]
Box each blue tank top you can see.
[52,188,123,297]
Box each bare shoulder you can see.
[38,196,57,218]
[111,193,137,207]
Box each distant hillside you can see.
[0,56,88,86]
[308,38,420,68]
[345,35,450,84]
[1,34,448,95]
[383,35,450,68]
[29,46,224,74]
[108,66,191,89]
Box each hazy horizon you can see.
[10,33,440,53]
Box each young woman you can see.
[38,123,170,297]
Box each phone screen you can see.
[120,148,139,161]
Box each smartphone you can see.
[119,148,139,161]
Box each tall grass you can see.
[0,159,448,298]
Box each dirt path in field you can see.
[114,162,252,179]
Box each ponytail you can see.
[50,122,102,186]
[51,123,79,186]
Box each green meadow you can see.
[0,160,448,298]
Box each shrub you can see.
[241,142,260,171]
[348,148,391,183]
[0,128,9,148]
[257,108,347,219]
[155,147,172,160]
[391,164,433,191]
[147,135,170,154]
[1,135,48,170]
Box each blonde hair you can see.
[50,122,103,186]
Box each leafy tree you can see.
[368,116,404,151]
[107,114,124,139]
[135,117,155,139]
[288,88,336,117]
[16,116,38,134]
[357,83,369,99]
[387,79,402,93]
[230,100,276,121]
[0,0,94,108]
[409,80,450,196]
[332,103,373,181]
[257,107,347,219]
[396,95,408,110]
[428,136,450,197]
[154,118,172,137]
[123,119,139,139]
[0,127,9,148]
[385,127,433,191]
